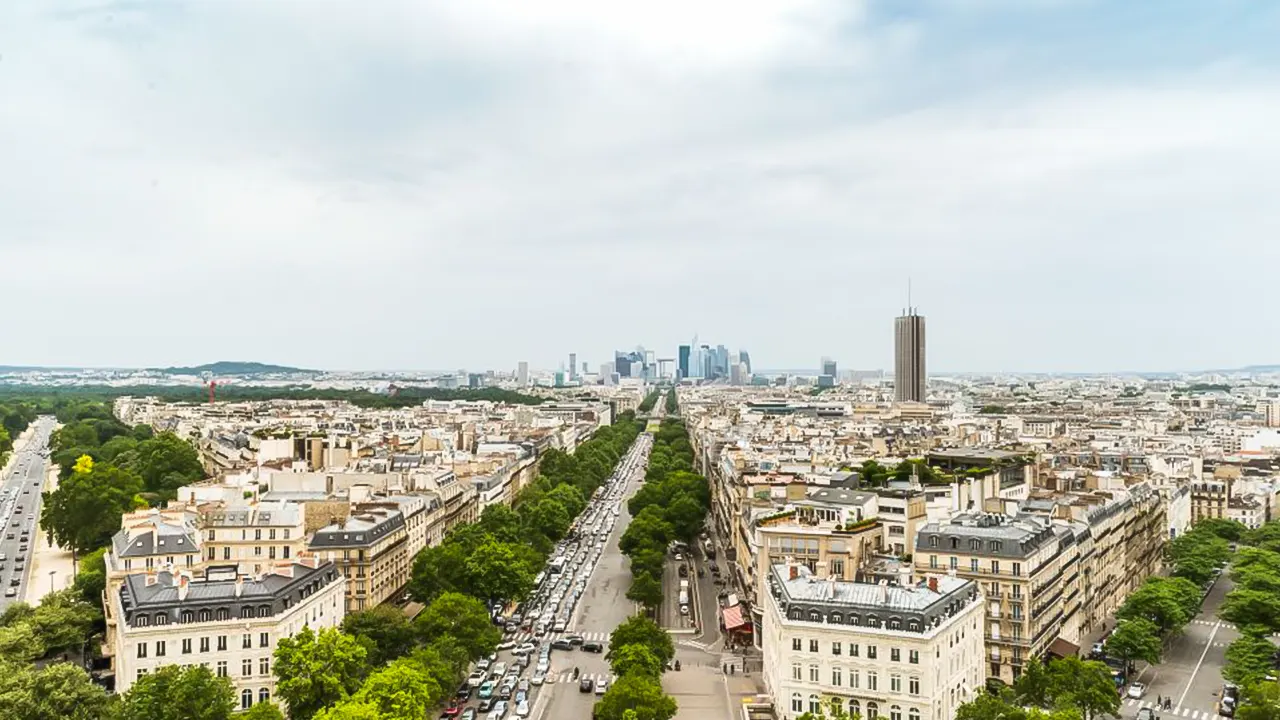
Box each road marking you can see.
[1180,620,1220,708]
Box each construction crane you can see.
[206,379,217,404]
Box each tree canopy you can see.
[273,627,370,720]
[119,665,235,720]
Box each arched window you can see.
[181,610,194,624]
[850,700,861,717]
[791,693,803,713]
[949,538,959,549]
[199,609,212,622]
[240,606,254,620]
[830,612,843,624]
[154,613,168,626]
[908,619,921,632]
[241,689,253,710]
[215,608,230,621]
[929,536,938,547]
[790,609,804,621]
[809,695,821,714]
[888,617,902,630]
[909,709,921,720]
[808,610,822,622]
[868,701,880,719]
[259,689,270,704]
[848,614,860,626]
[867,615,880,628]
[136,615,149,627]
[830,698,844,715]
[891,705,902,720]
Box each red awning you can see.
[722,604,749,631]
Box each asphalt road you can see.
[0,416,56,611]
[1119,575,1236,720]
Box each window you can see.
[216,608,230,621]
[243,659,253,677]
[217,661,228,677]
[830,612,843,624]
[929,536,938,548]
[809,695,821,714]
[909,709,921,720]
[155,613,168,626]
[949,538,958,549]
[832,641,842,656]
[850,644,859,658]
[809,639,819,653]
[909,650,919,664]
[930,555,938,569]
[868,701,880,719]
[949,557,958,570]
[969,539,981,550]
[792,694,803,713]
[243,634,253,649]
[254,546,262,557]
[217,636,227,651]
[182,639,192,654]
[269,546,277,560]
[888,617,902,630]
[260,657,270,675]
[992,560,1000,574]
[283,546,291,559]
[868,645,877,660]
[137,643,147,659]
[137,615,149,627]
[850,700,861,717]
[255,529,262,540]
[891,705,902,720]
[970,558,979,572]
[1012,562,1022,576]
[199,609,212,622]
[223,547,231,560]
[200,637,210,653]
[909,677,920,695]
[868,671,878,691]
[241,689,253,710]
[832,667,843,686]
[891,648,901,662]
[260,632,270,648]
[793,638,802,651]
[891,675,901,692]
[850,670,860,689]
[137,669,147,681]
[792,663,802,681]
[156,640,166,657]
[809,665,819,682]
[241,607,254,620]
[831,698,844,716]
[259,689,270,704]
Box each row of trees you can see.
[408,413,642,604]
[956,657,1120,720]
[620,420,707,610]
[592,615,678,720]
[664,387,677,415]
[0,399,40,466]
[637,389,661,413]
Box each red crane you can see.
[206,379,217,404]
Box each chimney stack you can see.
[234,575,245,597]
[178,574,190,601]
[928,576,938,593]
[789,565,799,581]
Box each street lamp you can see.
[48,570,56,595]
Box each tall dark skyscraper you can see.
[894,308,926,402]
[568,353,577,380]
[678,345,691,379]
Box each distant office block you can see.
[894,308,927,402]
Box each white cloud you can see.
[0,1,1277,371]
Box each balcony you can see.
[985,634,1030,647]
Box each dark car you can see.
[579,678,594,693]
[582,642,604,654]
[551,639,575,651]
[455,686,472,703]
[565,634,585,646]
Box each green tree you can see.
[312,702,384,720]
[1013,657,1051,708]
[1196,518,1247,542]
[0,661,117,720]
[957,691,1027,720]
[608,615,674,667]
[0,622,45,663]
[521,499,572,543]
[124,432,205,498]
[465,540,536,603]
[40,457,145,554]
[626,573,663,609]
[663,495,706,543]
[72,547,108,606]
[1116,577,1196,634]
[1104,618,1163,665]
[273,627,369,720]
[241,702,287,720]
[407,542,469,603]
[1221,589,1280,634]
[341,605,418,666]
[120,664,236,720]
[1239,680,1280,720]
[414,591,501,662]
[352,658,445,720]
[1226,633,1279,685]
[1045,657,1119,720]
[609,642,665,678]
[593,673,677,720]
[619,508,674,556]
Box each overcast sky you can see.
[2,1,1278,374]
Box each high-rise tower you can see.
[894,308,926,402]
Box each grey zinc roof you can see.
[804,487,876,506]
[308,509,405,549]
[119,561,341,627]
[769,564,978,633]
[112,518,198,558]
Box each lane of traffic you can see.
[0,417,56,608]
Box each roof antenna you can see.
[907,277,913,315]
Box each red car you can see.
[440,706,462,719]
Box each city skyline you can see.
[4,4,1280,371]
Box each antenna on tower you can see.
[907,277,913,315]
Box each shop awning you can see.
[1047,637,1080,659]
[722,604,750,631]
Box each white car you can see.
[595,679,609,695]
[515,701,531,718]
[531,671,546,686]
[512,643,538,656]
[496,640,516,650]
[1127,683,1146,700]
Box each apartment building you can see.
[761,562,983,720]
[106,508,202,595]
[308,508,409,611]
[1190,479,1230,522]
[200,501,308,576]
[108,559,345,710]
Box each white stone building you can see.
[761,563,984,720]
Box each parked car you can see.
[478,698,495,713]
[595,679,609,695]
[579,678,594,693]
[477,682,495,699]
[531,671,546,686]
[1136,709,1157,720]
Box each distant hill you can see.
[155,361,318,376]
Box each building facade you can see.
[894,310,926,403]
[308,508,409,611]
[108,559,345,709]
[761,563,983,720]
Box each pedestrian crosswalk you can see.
[506,630,611,645]
[1190,619,1236,630]
[679,639,713,651]
[551,672,612,685]
[1122,698,1228,720]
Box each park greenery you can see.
[954,657,1118,720]
[664,387,677,415]
[621,419,708,610]
[0,399,39,466]
[593,614,678,720]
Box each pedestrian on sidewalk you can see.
[1156,694,1161,708]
